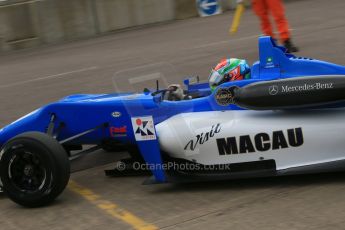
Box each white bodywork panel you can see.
[156,109,345,171]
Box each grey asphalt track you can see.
[1,0,345,229]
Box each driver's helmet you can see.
[209,58,251,91]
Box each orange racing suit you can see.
[252,0,291,43]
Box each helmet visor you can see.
[209,70,223,88]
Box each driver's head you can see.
[165,84,185,101]
[209,58,251,91]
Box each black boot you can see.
[284,39,299,53]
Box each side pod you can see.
[232,75,345,110]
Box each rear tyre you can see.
[0,132,70,207]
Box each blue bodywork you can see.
[1,37,345,182]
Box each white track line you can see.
[0,66,98,89]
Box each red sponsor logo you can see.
[110,126,127,137]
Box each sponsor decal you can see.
[215,88,234,106]
[184,124,221,151]
[131,116,156,141]
[268,85,279,95]
[111,111,122,118]
[216,127,303,155]
[281,82,334,93]
[110,126,127,137]
[269,82,334,95]
[265,57,275,68]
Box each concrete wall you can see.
[95,0,175,33]
[0,0,242,51]
[220,0,235,10]
[0,0,40,50]
[37,0,97,44]
[175,0,198,20]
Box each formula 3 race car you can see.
[1,37,345,207]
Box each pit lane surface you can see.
[1,0,345,229]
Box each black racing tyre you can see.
[0,132,70,207]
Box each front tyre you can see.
[0,132,70,207]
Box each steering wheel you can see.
[151,89,173,101]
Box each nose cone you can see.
[0,108,45,147]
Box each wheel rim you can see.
[8,150,47,193]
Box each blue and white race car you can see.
[1,37,345,207]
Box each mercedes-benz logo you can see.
[269,85,279,95]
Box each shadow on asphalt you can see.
[71,150,128,173]
[151,171,345,193]
[0,192,7,198]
